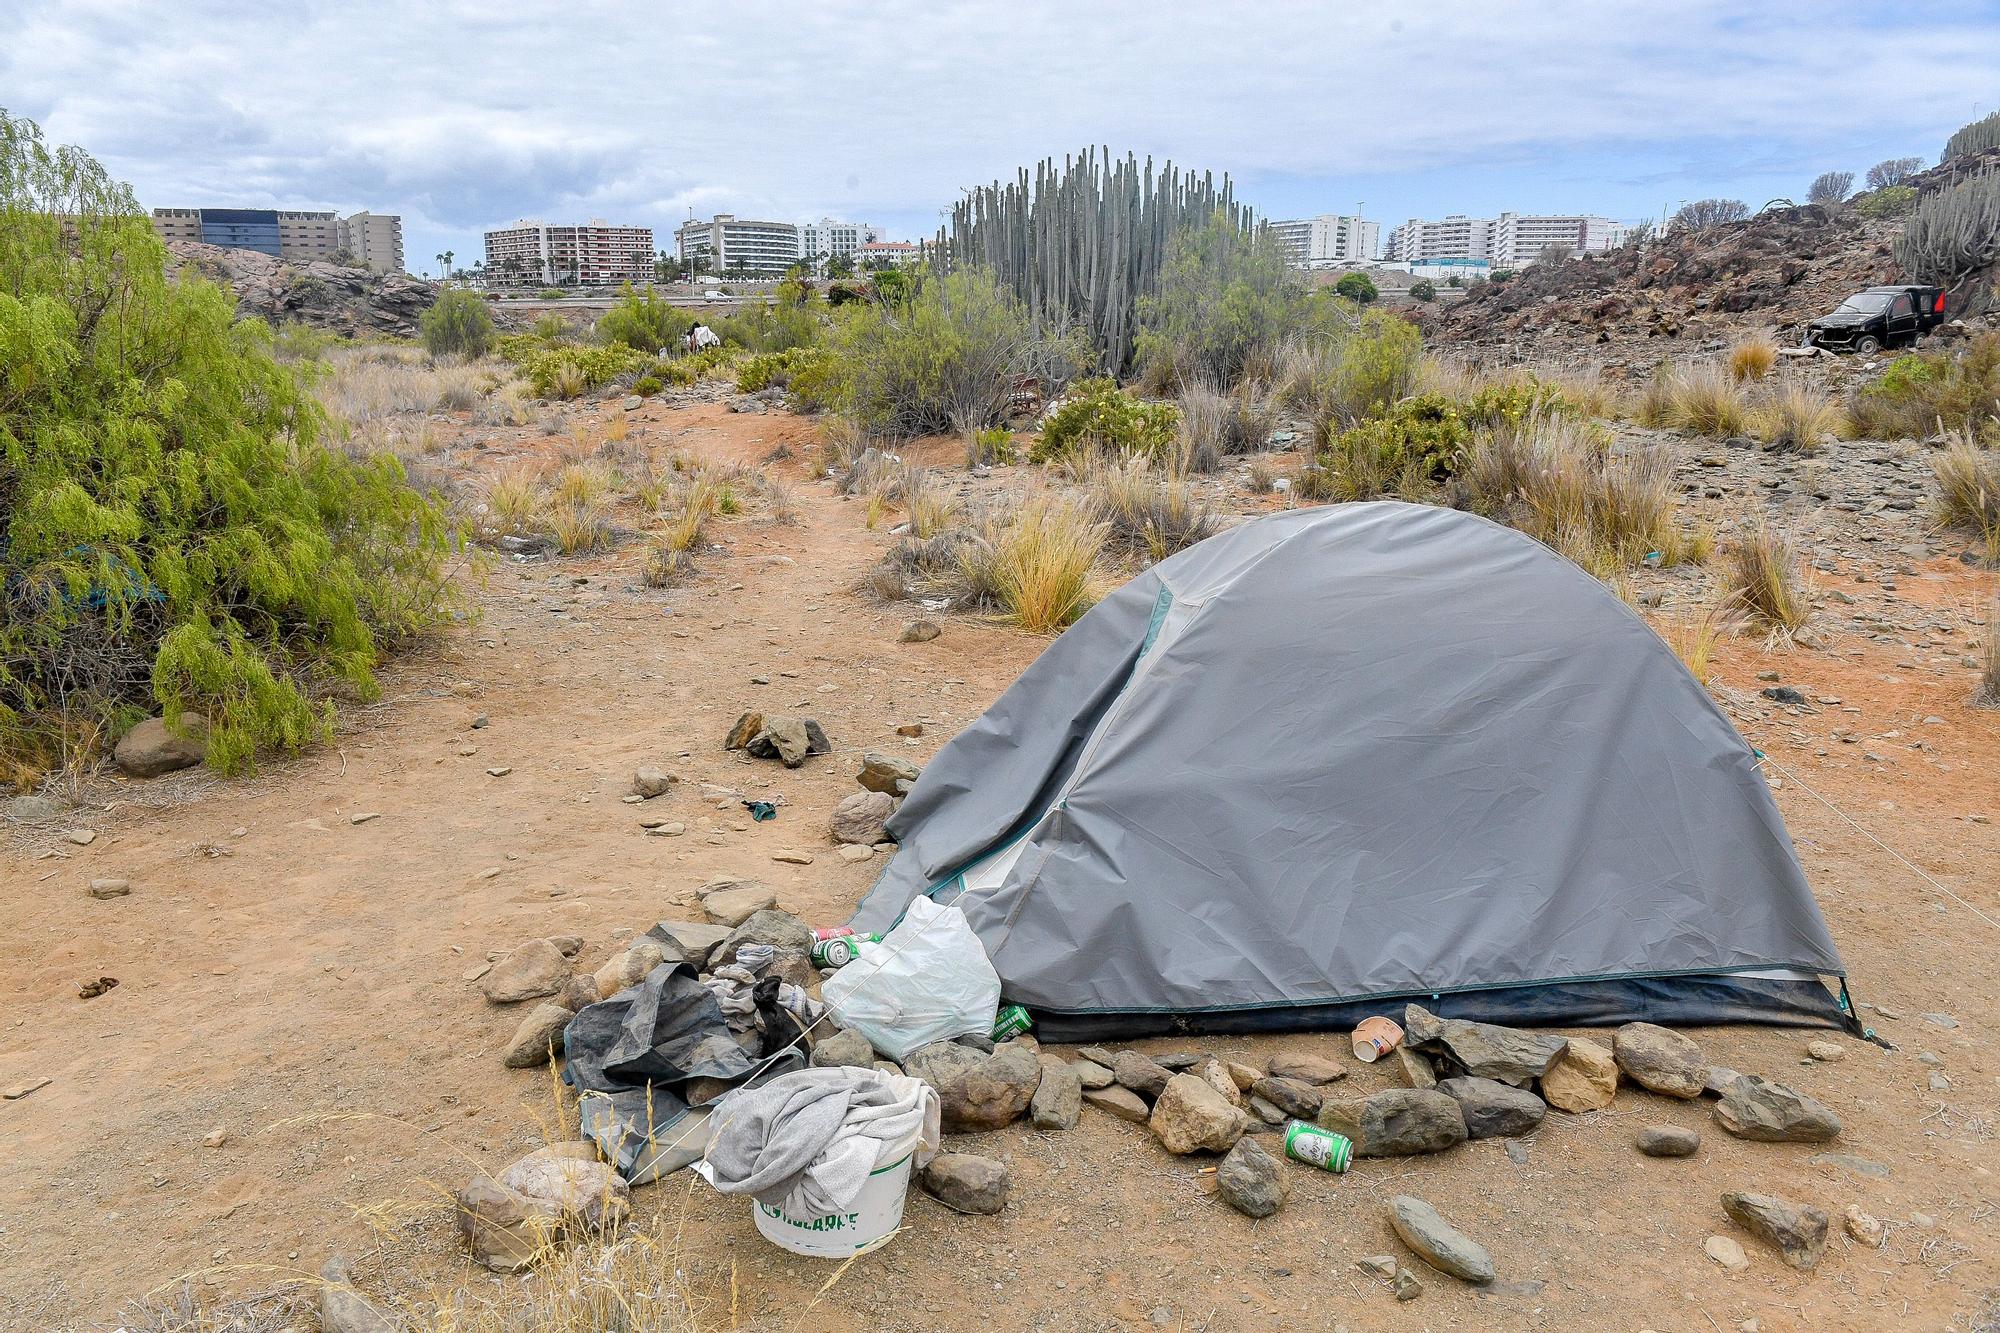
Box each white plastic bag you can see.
[821,896,1001,1063]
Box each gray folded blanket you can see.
[704,1066,939,1219]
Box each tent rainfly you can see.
[850,503,1855,1041]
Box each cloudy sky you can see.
[8,1,1999,275]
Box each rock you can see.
[647,920,730,970]
[900,619,941,642]
[1083,1084,1152,1123]
[1249,1076,1322,1120]
[114,716,207,777]
[318,1255,394,1333]
[1149,1073,1250,1154]
[1714,1075,1841,1142]
[632,766,678,798]
[548,935,584,958]
[1153,1052,1202,1070]
[502,1003,575,1068]
[592,940,665,999]
[1721,1191,1829,1271]
[558,973,599,1013]
[1805,1040,1846,1062]
[858,751,921,795]
[715,909,814,966]
[1195,1057,1242,1106]
[1357,1255,1398,1278]
[1224,1060,1262,1091]
[202,1127,228,1148]
[1435,1077,1546,1139]
[1266,1052,1348,1084]
[1245,1094,1287,1125]
[1613,1022,1708,1099]
[87,878,132,899]
[1705,1065,1746,1098]
[724,712,765,750]
[1843,1204,1885,1248]
[1635,1124,1701,1157]
[920,1153,1009,1214]
[1216,1137,1288,1218]
[1539,1036,1618,1112]
[1031,1062,1083,1130]
[1071,1059,1114,1090]
[4,793,61,821]
[1395,1047,1438,1090]
[751,715,813,767]
[1403,1005,1566,1086]
[836,844,874,863]
[810,1028,877,1070]
[1113,1051,1174,1100]
[770,850,813,865]
[1392,1269,1423,1301]
[830,790,896,845]
[905,1041,1040,1132]
[1389,1195,1495,1284]
[1704,1234,1750,1271]
[499,1143,630,1235]
[1319,1090,1468,1157]
[480,939,571,1004]
[67,828,96,844]
[1809,1151,1890,1179]
[454,1175,561,1272]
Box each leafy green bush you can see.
[1463,376,1577,429]
[712,277,822,353]
[419,288,496,357]
[1031,379,1181,463]
[1280,307,1424,426]
[516,343,646,398]
[0,111,458,780]
[538,287,566,300]
[633,373,663,396]
[1334,272,1379,304]
[1850,334,2000,442]
[1410,279,1437,302]
[596,283,694,353]
[1312,394,1470,500]
[658,345,739,388]
[1134,215,1335,388]
[1856,185,1917,219]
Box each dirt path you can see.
[2,399,1996,1332]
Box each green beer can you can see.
[991,1004,1032,1041]
[1282,1120,1353,1173]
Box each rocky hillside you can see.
[1421,148,2000,367]
[165,239,437,338]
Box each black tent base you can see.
[1028,973,1858,1044]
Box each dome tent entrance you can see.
[850,503,1854,1041]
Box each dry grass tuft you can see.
[484,464,545,534]
[548,501,611,555]
[1667,362,1751,437]
[552,462,612,509]
[1629,363,1677,428]
[316,345,489,423]
[643,543,696,588]
[1664,600,1737,684]
[1750,383,1848,453]
[1084,457,1218,562]
[989,495,1105,632]
[1728,333,1780,383]
[1932,435,2000,563]
[1719,523,1812,635]
[1978,594,2000,708]
[902,468,960,539]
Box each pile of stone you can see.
[724,711,831,768]
[164,239,437,339]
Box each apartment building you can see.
[855,240,920,268]
[1268,214,1380,267]
[800,217,881,267]
[483,220,655,286]
[151,207,406,273]
[675,214,802,276]
[1386,212,1628,266]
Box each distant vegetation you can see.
[1894,170,2000,289]
[1944,110,2000,161]
[1672,198,1749,230]
[1807,171,1853,205]
[1866,157,1923,189]
[420,287,496,356]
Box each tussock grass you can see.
[1084,457,1218,562]
[1667,362,1750,437]
[1629,364,1677,428]
[1719,523,1812,634]
[1932,435,2000,563]
[485,464,544,534]
[1750,383,1847,453]
[1665,601,1735,683]
[1247,456,1279,493]
[551,463,612,509]
[316,346,489,422]
[1537,365,1622,419]
[1728,334,1779,383]
[1978,595,2000,709]
[548,500,611,555]
[902,468,960,539]
[990,496,1105,632]
[643,544,695,588]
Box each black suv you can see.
[1804,285,1947,354]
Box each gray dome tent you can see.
[851,502,1854,1040]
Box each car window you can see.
[1838,293,1891,314]
[1889,294,1913,317]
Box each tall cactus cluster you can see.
[1944,111,2000,163]
[1894,170,2000,290]
[930,148,1254,374]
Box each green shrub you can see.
[1856,185,1917,219]
[538,287,565,300]
[419,288,496,357]
[1463,376,1577,429]
[1850,335,2000,442]
[0,111,458,781]
[1134,215,1335,388]
[712,277,822,353]
[968,426,1015,466]
[1280,307,1424,426]
[1334,272,1379,304]
[1032,379,1182,464]
[1410,279,1437,302]
[658,345,739,388]
[517,343,646,398]
[632,373,663,396]
[1314,394,1469,500]
[596,283,694,353]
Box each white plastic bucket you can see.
[749,1128,921,1258]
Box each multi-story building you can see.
[800,217,881,269]
[483,220,655,286]
[1268,214,1379,267]
[854,241,919,269]
[1386,212,1628,266]
[151,207,405,272]
[675,214,802,277]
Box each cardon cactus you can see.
[1894,170,2000,296]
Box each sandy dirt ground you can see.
[2,396,1997,1332]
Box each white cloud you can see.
[7,0,1997,268]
